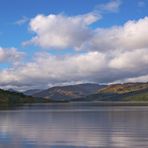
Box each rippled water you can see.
[0,103,148,148]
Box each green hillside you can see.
[0,89,49,107]
[125,92,148,101]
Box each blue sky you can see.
[0,0,147,48]
[0,0,148,90]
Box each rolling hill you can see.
[80,82,148,102]
[98,82,148,94]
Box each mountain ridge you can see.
[1,82,148,107]
[29,83,106,100]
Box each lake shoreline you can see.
[2,101,148,110]
[71,101,148,106]
[13,101,148,107]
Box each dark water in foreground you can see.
[0,103,148,148]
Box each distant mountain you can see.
[7,88,18,93]
[32,83,106,101]
[79,82,148,102]
[24,89,43,96]
[3,82,148,106]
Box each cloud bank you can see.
[0,47,24,64]
[1,6,148,89]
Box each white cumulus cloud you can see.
[24,12,101,49]
[86,17,148,52]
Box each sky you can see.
[0,0,148,90]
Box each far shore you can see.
[69,101,148,106]
[2,101,148,110]
[14,101,148,106]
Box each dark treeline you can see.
[0,89,50,108]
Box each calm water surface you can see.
[0,103,148,148]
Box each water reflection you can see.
[0,104,148,148]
